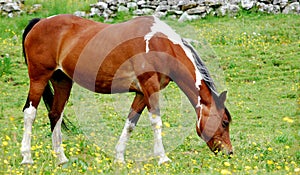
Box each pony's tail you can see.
[23,18,40,65]
[22,18,70,130]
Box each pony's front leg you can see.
[52,115,68,165]
[21,103,36,164]
[149,113,171,165]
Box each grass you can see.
[0,0,299,174]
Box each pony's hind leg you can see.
[115,93,146,164]
[49,70,73,165]
[21,80,49,164]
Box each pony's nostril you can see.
[228,150,233,155]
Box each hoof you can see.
[114,159,126,165]
[158,156,171,165]
[58,154,69,166]
[58,158,69,166]
[21,157,34,165]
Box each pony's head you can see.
[196,90,233,155]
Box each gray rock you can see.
[181,1,198,11]
[229,3,240,13]
[279,0,288,8]
[273,5,280,13]
[74,11,86,17]
[217,4,240,16]
[141,5,158,10]
[142,8,155,14]
[156,5,170,12]
[186,6,207,15]
[8,12,14,18]
[92,2,108,10]
[260,0,273,4]
[168,9,184,15]
[206,7,214,14]
[154,11,168,18]
[127,2,138,9]
[168,0,181,6]
[118,0,126,6]
[29,4,42,14]
[117,5,129,12]
[241,0,255,10]
[137,0,146,6]
[2,2,21,12]
[272,0,280,5]
[229,0,241,5]
[282,2,300,14]
[257,2,278,13]
[133,8,154,15]
[159,1,168,5]
[133,9,143,15]
[32,4,42,10]
[178,11,201,22]
[217,5,227,16]
[205,0,224,7]
[90,7,101,17]
[110,5,118,11]
[0,0,7,4]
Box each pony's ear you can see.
[219,91,227,106]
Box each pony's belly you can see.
[71,72,141,94]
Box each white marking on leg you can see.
[21,102,36,164]
[115,119,136,164]
[144,16,202,89]
[149,113,171,165]
[52,115,68,165]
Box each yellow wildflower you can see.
[283,117,294,123]
[2,141,8,147]
[164,122,171,128]
[5,135,11,140]
[285,166,290,171]
[245,166,251,170]
[276,166,282,170]
[221,169,231,175]
[224,162,230,167]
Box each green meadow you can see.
[0,0,299,174]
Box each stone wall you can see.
[0,0,24,17]
[76,0,300,21]
[1,0,299,20]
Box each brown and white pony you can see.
[21,14,232,165]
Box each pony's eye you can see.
[222,120,229,128]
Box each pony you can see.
[21,14,232,165]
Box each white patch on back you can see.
[47,15,58,19]
[144,16,202,89]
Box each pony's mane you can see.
[181,39,232,122]
[181,39,217,94]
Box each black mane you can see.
[181,38,217,94]
[181,38,232,122]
